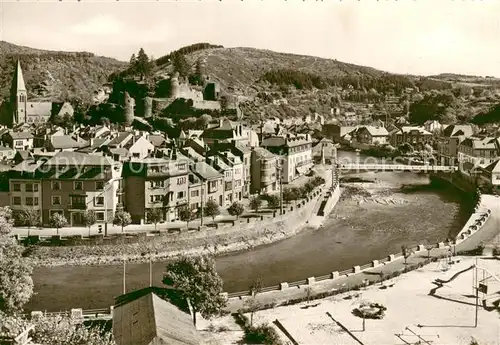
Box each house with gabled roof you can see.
[458,136,499,172]
[437,124,475,165]
[113,287,201,345]
[3,131,34,150]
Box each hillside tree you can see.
[172,53,190,77]
[163,255,226,326]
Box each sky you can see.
[1,0,500,77]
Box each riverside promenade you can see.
[226,194,500,312]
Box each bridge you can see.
[337,163,458,173]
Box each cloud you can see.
[70,14,125,36]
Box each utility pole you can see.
[123,259,126,295]
[474,258,479,328]
[200,183,204,226]
[149,256,153,287]
[279,157,283,215]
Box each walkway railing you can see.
[338,164,457,172]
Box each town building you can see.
[478,159,500,193]
[123,152,190,224]
[189,161,224,211]
[202,119,258,147]
[250,147,278,194]
[9,152,122,226]
[207,152,244,205]
[351,125,389,146]
[113,287,201,345]
[261,134,313,184]
[457,136,499,171]
[390,126,433,150]
[437,124,474,165]
[2,131,34,150]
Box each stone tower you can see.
[170,72,180,99]
[144,96,153,118]
[123,92,135,125]
[11,60,27,125]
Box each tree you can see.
[82,210,97,237]
[48,213,68,235]
[163,255,226,326]
[283,187,299,205]
[227,202,244,219]
[147,208,163,231]
[243,297,262,327]
[401,244,413,265]
[249,277,263,297]
[135,48,152,80]
[172,53,190,77]
[265,195,280,209]
[197,114,212,129]
[426,244,434,260]
[113,210,132,233]
[16,208,40,231]
[204,199,220,223]
[249,196,262,213]
[352,301,387,332]
[178,206,193,229]
[0,207,33,315]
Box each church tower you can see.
[11,60,27,125]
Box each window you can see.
[96,181,104,190]
[191,190,199,197]
[52,181,61,191]
[25,183,33,192]
[177,163,187,171]
[13,183,21,192]
[26,197,34,206]
[177,177,186,185]
[96,212,105,221]
[34,184,39,192]
[225,171,232,178]
[71,195,85,206]
[34,197,39,206]
[74,181,83,190]
[95,197,104,206]
[15,140,23,147]
[132,153,140,158]
[13,197,21,205]
[52,196,61,205]
[150,166,160,173]
[150,180,164,188]
[177,191,184,199]
[190,203,198,210]
[150,195,163,203]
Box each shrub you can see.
[244,323,283,345]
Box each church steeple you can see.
[11,59,28,125]
[11,59,27,95]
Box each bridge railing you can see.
[338,164,457,172]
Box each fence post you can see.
[307,277,315,285]
[280,282,289,290]
[331,271,339,279]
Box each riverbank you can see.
[26,170,476,312]
[25,185,339,268]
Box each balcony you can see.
[69,203,86,210]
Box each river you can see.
[26,151,471,312]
